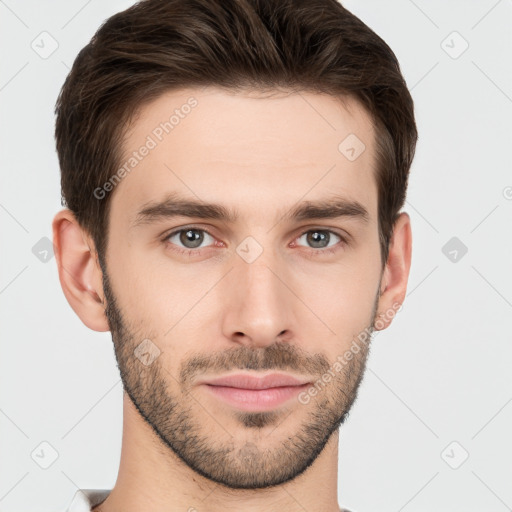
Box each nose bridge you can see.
[222,241,293,347]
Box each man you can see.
[53,0,416,510]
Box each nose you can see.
[221,258,294,349]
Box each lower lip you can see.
[202,383,310,412]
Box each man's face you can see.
[101,87,383,489]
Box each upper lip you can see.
[200,373,311,390]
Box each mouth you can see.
[198,373,312,412]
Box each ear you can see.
[52,209,110,332]
[374,212,412,331]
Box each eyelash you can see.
[161,226,348,258]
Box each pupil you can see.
[181,229,203,248]
[308,231,328,248]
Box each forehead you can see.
[112,86,378,226]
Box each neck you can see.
[95,393,342,512]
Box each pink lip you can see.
[198,373,312,412]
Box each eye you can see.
[162,227,217,255]
[294,229,347,255]
[161,226,347,258]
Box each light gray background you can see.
[1,1,511,511]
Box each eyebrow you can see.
[130,191,370,228]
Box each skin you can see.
[52,86,412,512]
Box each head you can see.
[53,0,415,490]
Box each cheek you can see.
[293,251,380,349]
[105,241,174,329]
[305,272,376,337]
[109,228,381,353]
[108,244,218,347]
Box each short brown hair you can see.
[55,0,417,270]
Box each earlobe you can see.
[52,209,110,332]
[374,212,412,331]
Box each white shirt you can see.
[65,489,355,511]
[65,490,110,511]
